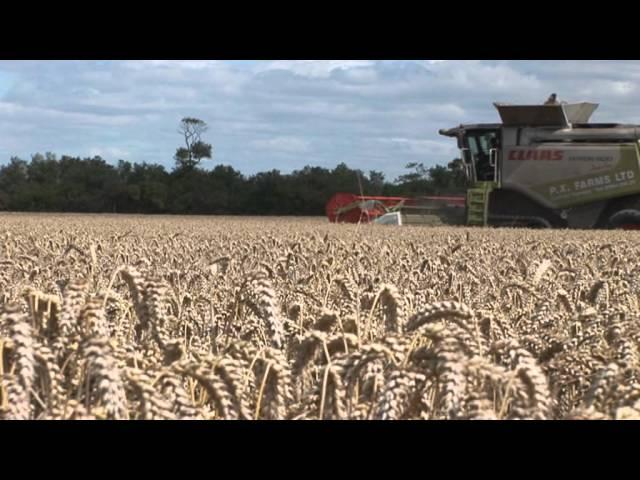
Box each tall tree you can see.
[395,160,467,194]
[368,170,385,195]
[174,117,213,170]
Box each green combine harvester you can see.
[376,101,640,229]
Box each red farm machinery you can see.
[325,193,466,225]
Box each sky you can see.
[1,60,640,181]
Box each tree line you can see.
[0,154,467,215]
[0,117,467,215]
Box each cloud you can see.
[378,137,458,157]
[252,136,311,154]
[88,147,131,159]
[0,60,639,180]
[256,60,375,78]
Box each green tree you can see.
[0,157,29,209]
[395,162,432,195]
[0,150,466,216]
[174,117,213,170]
[368,170,385,195]
[447,158,467,188]
[395,159,467,195]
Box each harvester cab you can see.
[441,102,599,185]
[441,124,501,184]
[439,101,640,229]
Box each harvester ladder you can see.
[466,182,495,226]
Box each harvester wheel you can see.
[606,209,640,230]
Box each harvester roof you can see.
[439,124,500,138]
[493,102,599,127]
[439,101,640,142]
[440,102,602,137]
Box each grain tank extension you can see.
[438,101,640,228]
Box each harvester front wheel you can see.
[600,195,640,230]
[606,209,640,230]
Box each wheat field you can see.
[1,213,639,420]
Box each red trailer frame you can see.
[326,193,466,224]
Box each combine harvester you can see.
[327,101,640,229]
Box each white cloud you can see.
[338,66,378,83]
[426,60,542,93]
[0,101,138,127]
[123,60,223,70]
[256,60,375,78]
[1,60,640,178]
[378,137,458,157]
[253,136,311,154]
[88,147,131,160]
[611,81,635,95]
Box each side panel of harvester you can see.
[501,142,640,209]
